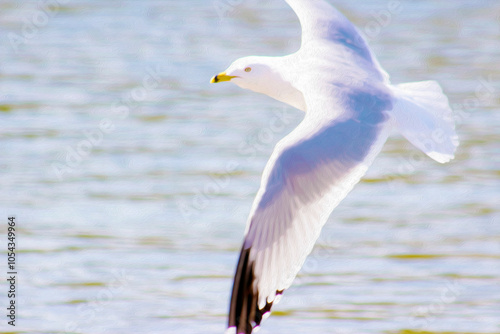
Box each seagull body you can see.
[211,1,458,333]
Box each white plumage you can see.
[211,1,458,333]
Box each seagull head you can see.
[210,56,275,91]
[210,56,307,111]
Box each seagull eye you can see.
[245,67,252,72]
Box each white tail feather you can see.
[389,80,459,163]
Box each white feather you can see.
[221,1,458,333]
[390,81,459,163]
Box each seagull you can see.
[210,0,458,333]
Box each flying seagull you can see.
[210,0,458,333]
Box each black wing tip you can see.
[228,246,285,334]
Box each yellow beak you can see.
[210,72,237,83]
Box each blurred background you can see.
[1,0,499,333]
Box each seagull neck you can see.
[253,57,307,112]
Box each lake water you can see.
[0,0,499,333]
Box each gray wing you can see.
[227,86,394,334]
[285,0,389,82]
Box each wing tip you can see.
[228,246,285,334]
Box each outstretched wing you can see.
[227,85,394,334]
[285,0,389,82]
